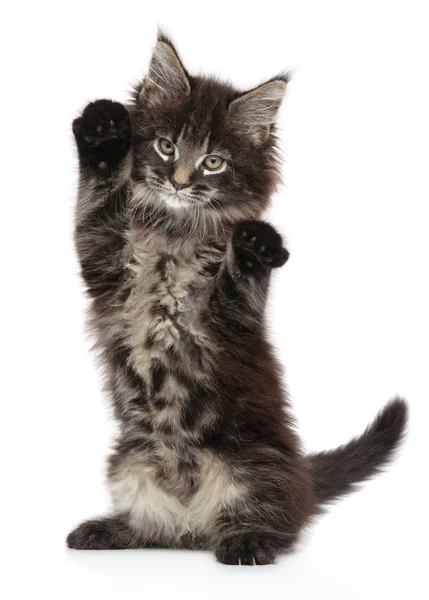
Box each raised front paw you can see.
[232,220,289,276]
[72,100,131,171]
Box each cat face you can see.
[131,33,288,232]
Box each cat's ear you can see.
[228,77,288,143]
[141,34,190,108]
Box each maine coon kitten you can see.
[67,33,407,565]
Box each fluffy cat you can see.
[67,32,407,565]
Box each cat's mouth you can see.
[141,177,212,210]
[157,186,215,210]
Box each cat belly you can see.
[109,232,235,542]
[107,452,246,542]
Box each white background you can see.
[2,1,428,598]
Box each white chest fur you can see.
[108,451,246,541]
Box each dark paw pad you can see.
[233,220,289,276]
[72,100,131,171]
[215,534,276,566]
[73,100,131,145]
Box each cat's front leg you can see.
[212,220,289,323]
[73,100,133,299]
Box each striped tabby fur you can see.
[67,33,407,565]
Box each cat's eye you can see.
[203,155,224,171]
[158,138,175,156]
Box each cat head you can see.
[131,32,289,236]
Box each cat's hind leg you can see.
[211,446,316,566]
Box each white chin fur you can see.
[163,194,192,210]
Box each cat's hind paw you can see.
[66,517,132,550]
[215,534,276,566]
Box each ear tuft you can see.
[228,78,288,143]
[141,35,190,107]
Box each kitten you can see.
[67,32,407,565]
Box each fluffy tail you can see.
[309,397,408,506]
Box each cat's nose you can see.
[170,177,191,191]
